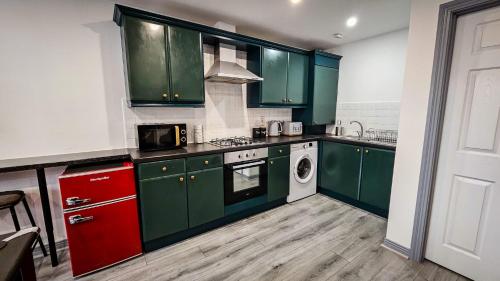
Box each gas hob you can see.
[208,137,264,147]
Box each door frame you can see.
[410,0,500,262]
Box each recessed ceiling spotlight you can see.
[290,0,302,5]
[346,16,358,28]
[333,33,344,39]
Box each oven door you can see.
[138,125,181,151]
[224,159,267,205]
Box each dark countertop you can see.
[0,135,395,172]
[0,231,38,281]
[129,134,396,163]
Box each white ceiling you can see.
[123,0,411,50]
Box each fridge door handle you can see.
[66,197,91,206]
[69,215,94,225]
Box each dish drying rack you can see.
[365,129,398,144]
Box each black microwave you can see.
[137,124,187,151]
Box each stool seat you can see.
[0,190,47,257]
[0,191,24,210]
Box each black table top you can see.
[0,149,131,173]
[0,135,396,172]
[0,232,38,281]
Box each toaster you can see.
[282,122,303,136]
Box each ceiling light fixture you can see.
[346,16,358,28]
[333,33,344,39]
[290,0,302,5]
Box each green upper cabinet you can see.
[268,155,290,202]
[261,48,288,104]
[319,141,362,200]
[359,148,395,214]
[292,50,341,125]
[120,16,204,106]
[312,65,339,125]
[122,17,170,103]
[138,173,188,242]
[167,26,204,103]
[286,52,309,105]
[247,47,309,107]
[187,167,224,228]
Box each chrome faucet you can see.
[350,121,364,138]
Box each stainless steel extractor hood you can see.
[204,42,263,84]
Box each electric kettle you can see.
[267,121,283,137]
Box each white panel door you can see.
[425,6,500,281]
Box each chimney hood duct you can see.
[204,22,263,84]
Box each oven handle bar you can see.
[229,160,266,170]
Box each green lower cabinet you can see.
[359,148,395,213]
[267,156,290,201]
[187,167,224,227]
[320,141,362,200]
[139,174,188,242]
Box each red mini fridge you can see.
[59,162,142,277]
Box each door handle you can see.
[66,197,91,206]
[190,175,195,181]
[69,215,94,225]
[175,126,180,146]
[204,160,209,165]
[179,176,184,182]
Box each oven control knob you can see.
[181,129,186,134]
[246,153,249,157]
[238,155,242,159]
[253,152,256,156]
[181,137,186,142]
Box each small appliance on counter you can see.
[137,123,187,151]
[194,124,204,144]
[267,120,283,137]
[282,122,303,136]
[58,162,142,277]
[252,127,267,138]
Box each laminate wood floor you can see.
[34,195,470,281]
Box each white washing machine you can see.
[287,141,318,203]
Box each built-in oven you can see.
[224,147,268,205]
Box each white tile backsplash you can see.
[122,44,291,147]
[328,101,400,136]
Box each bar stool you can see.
[0,190,47,256]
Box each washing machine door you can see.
[294,154,315,184]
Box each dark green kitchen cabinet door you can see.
[312,65,339,125]
[268,156,290,202]
[286,53,308,105]
[187,167,224,227]
[168,26,204,103]
[359,148,395,212]
[139,174,188,242]
[319,141,362,200]
[261,48,288,104]
[123,16,170,102]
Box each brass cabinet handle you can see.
[174,94,180,98]
[356,149,360,152]
[287,98,292,102]
[270,160,274,165]
[162,93,168,98]
[204,160,209,165]
[179,177,184,182]
[365,150,369,154]
[279,149,283,153]
[282,98,287,102]
[190,175,195,181]
[162,166,167,172]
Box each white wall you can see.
[329,29,409,104]
[326,29,408,134]
[0,0,127,159]
[385,0,451,248]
